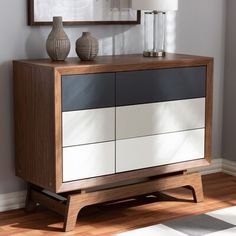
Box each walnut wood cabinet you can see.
[13,54,213,231]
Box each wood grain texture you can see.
[0,173,235,235]
[14,54,213,194]
[54,69,63,192]
[30,189,66,216]
[59,159,210,193]
[205,60,214,163]
[13,62,57,192]
[26,172,204,232]
[63,172,204,231]
[17,54,213,75]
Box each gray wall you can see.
[0,0,226,195]
[222,0,236,161]
[175,0,226,162]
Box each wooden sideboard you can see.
[13,53,213,231]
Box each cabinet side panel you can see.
[13,62,56,191]
[205,60,214,162]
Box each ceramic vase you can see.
[76,32,99,61]
[46,16,71,61]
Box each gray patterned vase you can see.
[46,16,71,61]
[76,32,99,61]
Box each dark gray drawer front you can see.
[116,66,206,106]
[62,73,115,111]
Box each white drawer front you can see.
[116,129,205,173]
[63,142,115,182]
[63,108,115,147]
[116,98,205,140]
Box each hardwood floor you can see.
[0,173,236,236]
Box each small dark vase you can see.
[76,32,99,61]
[46,16,71,61]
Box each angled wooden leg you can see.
[63,195,85,232]
[185,173,204,203]
[26,172,204,232]
[191,174,204,203]
[63,172,205,232]
[25,184,38,212]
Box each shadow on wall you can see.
[80,14,177,56]
[63,24,144,57]
[24,24,144,58]
[94,24,143,55]
[25,28,48,59]
[166,12,177,53]
[0,10,177,194]
[0,61,26,193]
[84,11,177,56]
[23,11,177,59]
[0,62,14,162]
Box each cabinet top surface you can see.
[14,53,213,75]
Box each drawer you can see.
[63,142,115,182]
[63,107,115,147]
[116,98,205,140]
[116,129,205,173]
[116,66,206,106]
[62,73,115,112]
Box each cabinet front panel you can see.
[116,66,206,107]
[62,73,115,112]
[63,108,115,147]
[116,129,205,173]
[116,98,205,140]
[63,142,115,182]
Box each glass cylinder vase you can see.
[144,11,166,57]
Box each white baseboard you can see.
[222,159,236,176]
[188,158,236,176]
[0,190,26,213]
[0,158,235,213]
[188,158,223,175]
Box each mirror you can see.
[28,0,141,25]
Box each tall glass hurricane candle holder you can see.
[144,11,166,57]
[132,0,178,57]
